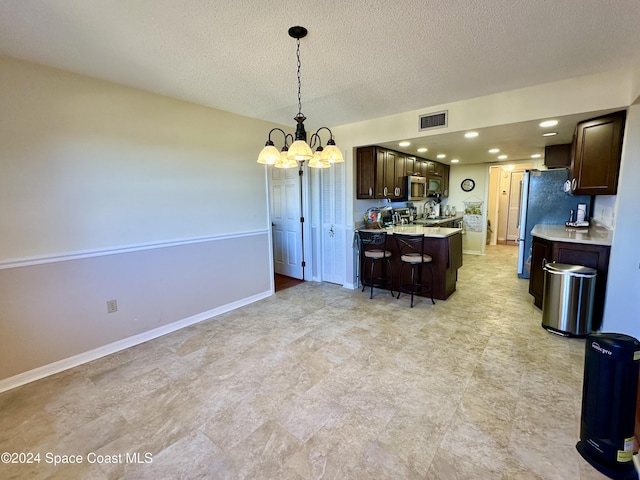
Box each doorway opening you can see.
[487,163,533,247]
[274,273,304,292]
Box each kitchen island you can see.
[358,225,463,300]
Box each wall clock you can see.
[461,178,475,192]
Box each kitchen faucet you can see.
[423,200,436,218]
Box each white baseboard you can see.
[0,290,272,394]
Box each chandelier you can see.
[257,26,343,169]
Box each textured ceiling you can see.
[1,0,640,162]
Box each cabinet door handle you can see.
[369,187,372,197]
[542,258,547,269]
[571,178,577,191]
[384,187,388,196]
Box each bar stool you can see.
[357,230,394,299]
[394,233,435,308]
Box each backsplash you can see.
[592,195,616,228]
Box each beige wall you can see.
[0,56,274,260]
[0,57,279,387]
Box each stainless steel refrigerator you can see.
[517,169,592,278]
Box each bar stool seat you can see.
[394,233,435,308]
[358,230,394,299]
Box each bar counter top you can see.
[359,225,462,238]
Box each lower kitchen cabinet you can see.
[530,235,610,331]
[359,231,463,301]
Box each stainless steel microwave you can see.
[406,175,427,201]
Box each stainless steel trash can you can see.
[541,262,596,337]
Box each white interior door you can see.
[320,162,345,285]
[270,167,303,279]
[506,171,524,241]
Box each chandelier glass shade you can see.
[257,26,343,169]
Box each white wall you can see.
[602,104,640,340]
[592,196,617,229]
[0,57,280,387]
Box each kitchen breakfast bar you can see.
[357,225,463,301]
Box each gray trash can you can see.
[541,262,596,337]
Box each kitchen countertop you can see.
[360,225,462,238]
[412,215,464,226]
[531,224,613,246]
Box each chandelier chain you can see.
[296,37,302,116]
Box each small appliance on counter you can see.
[393,207,412,224]
[566,203,590,228]
[363,206,393,228]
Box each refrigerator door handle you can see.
[517,179,524,229]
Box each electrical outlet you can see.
[107,299,118,314]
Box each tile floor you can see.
[0,246,610,479]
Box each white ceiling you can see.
[1,0,639,164]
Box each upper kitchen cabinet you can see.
[377,148,397,198]
[441,164,450,197]
[356,146,376,199]
[405,156,417,176]
[356,146,449,200]
[356,146,405,200]
[544,143,572,169]
[570,110,626,195]
[422,160,435,176]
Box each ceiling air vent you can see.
[419,110,448,131]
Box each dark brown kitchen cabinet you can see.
[441,164,450,197]
[382,232,463,300]
[356,146,376,199]
[378,149,396,198]
[356,146,450,200]
[530,235,610,331]
[405,156,416,175]
[424,160,435,175]
[356,146,405,200]
[529,236,552,308]
[395,153,406,198]
[544,143,572,169]
[570,110,626,195]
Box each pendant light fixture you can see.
[257,26,343,169]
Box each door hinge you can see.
[301,261,306,267]
[300,216,304,223]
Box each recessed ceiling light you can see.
[437,154,446,159]
[531,154,542,159]
[488,148,500,154]
[398,141,410,147]
[498,154,508,160]
[542,132,558,137]
[464,131,479,138]
[450,159,459,163]
[417,147,428,153]
[539,120,558,128]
